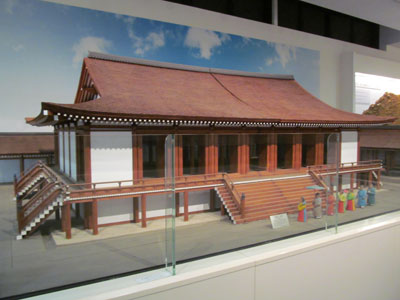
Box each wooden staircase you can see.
[14,162,66,239]
[216,174,326,224]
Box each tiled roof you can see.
[0,133,54,155]
[35,52,395,126]
[359,129,400,149]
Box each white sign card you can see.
[270,213,290,229]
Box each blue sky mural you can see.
[0,0,319,132]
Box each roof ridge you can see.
[88,51,294,80]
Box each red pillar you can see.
[267,134,277,172]
[92,200,98,235]
[133,135,143,181]
[175,193,180,217]
[133,197,139,223]
[65,203,71,239]
[292,135,302,169]
[141,194,147,228]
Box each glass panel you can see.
[164,134,176,275]
[324,133,340,233]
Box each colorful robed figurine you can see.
[313,192,322,219]
[338,191,346,213]
[357,185,367,208]
[297,197,307,222]
[346,189,355,211]
[327,192,335,216]
[367,184,376,206]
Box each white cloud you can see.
[72,36,112,66]
[184,28,229,59]
[117,15,165,56]
[274,44,296,68]
[115,14,135,25]
[4,0,17,14]
[132,31,165,56]
[12,44,24,52]
[265,58,274,66]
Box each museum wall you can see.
[47,0,400,112]
[123,222,400,300]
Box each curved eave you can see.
[27,110,63,127]
[41,102,395,129]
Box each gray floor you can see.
[1,177,400,298]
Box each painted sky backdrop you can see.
[0,0,319,132]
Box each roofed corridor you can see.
[14,159,383,240]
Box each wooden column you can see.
[141,194,147,228]
[184,191,189,221]
[175,193,180,217]
[209,189,215,211]
[238,135,249,174]
[267,134,277,172]
[132,135,143,180]
[292,135,302,169]
[175,135,183,177]
[19,156,24,177]
[221,204,226,216]
[92,200,98,235]
[315,134,324,165]
[133,197,139,223]
[205,135,218,174]
[63,203,71,239]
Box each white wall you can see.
[42,213,400,300]
[91,131,133,224]
[142,190,210,219]
[341,131,358,164]
[70,130,77,181]
[58,130,64,172]
[64,129,70,176]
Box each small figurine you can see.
[327,192,335,216]
[367,184,376,206]
[338,191,346,213]
[297,197,307,222]
[357,185,367,208]
[346,189,355,211]
[313,192,322,219]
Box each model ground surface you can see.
[1,177,399,298]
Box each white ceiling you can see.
[303,0,400,31]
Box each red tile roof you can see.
[36,53,395,126]
[359,129,400,149]
[0,133,54,155]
